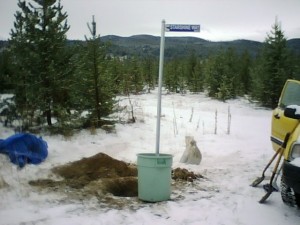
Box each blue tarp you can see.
[0,133,48,168]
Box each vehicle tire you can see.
[280,178,300,208]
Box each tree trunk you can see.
[46,108,52,126]
[93,42,101,126]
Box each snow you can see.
[1,90,300,225]
[0,94,13,112]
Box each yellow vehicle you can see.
[271,79,300,207]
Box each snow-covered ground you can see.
[0,90,300,225]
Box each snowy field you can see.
[0,90,300,225]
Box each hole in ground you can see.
[104,177,138,197]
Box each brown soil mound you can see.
[53,152,137,181]
[172,167,204,182]
[32,152,138,196]
[29,152,203,206]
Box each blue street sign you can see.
[165,24,200,32]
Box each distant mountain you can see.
[101,35,262,58]
[100,35,300,59]
[1,36,300,59]
[287,38,300,55]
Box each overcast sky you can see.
[1,0,300,42]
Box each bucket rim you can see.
[137,153,173,158]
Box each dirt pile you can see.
[53,152,138,197]
[29,152,203,204]
[30,153,138,197]
[53,152,137,180]
[172,167,203,182]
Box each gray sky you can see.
[1,0,300,42]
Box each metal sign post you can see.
[155,20,200,155]
[155,20,166,155]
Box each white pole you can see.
[156,19,166,155]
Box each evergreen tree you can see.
[164,59,187,93]
[74,16,116,127]
[117,60,131,95]
[203,48,239,101]
[105,57,124,94]
[250,20,295,108]
[141,57,157,93]
[193,60,205,92]
[164,61,174,92]
[0,49,14,92]
[204,51,227,100]
[238,50,252,94]
[9,0,71,127]
[185,51,204,93]
[249,54,265,101]
[177,61,186,94]
[116,57,143,95]
[222,47,239,98]
[128,57,144,94]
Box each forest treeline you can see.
[0,0,300,134]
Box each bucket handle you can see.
[156,158,167,167]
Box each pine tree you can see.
[250,20,295,108]
[164,59,186,93]
[222,47,239,98]
[204,51,226,99]
[9,0,71,127]
[141,57,157,93]
[0,49,14,92]
[203,48,239,101]
[74,16,116,127]
[128,57,144,94]
[238,50,252,94]
[185,51,204,93]
[165,60,177,93]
